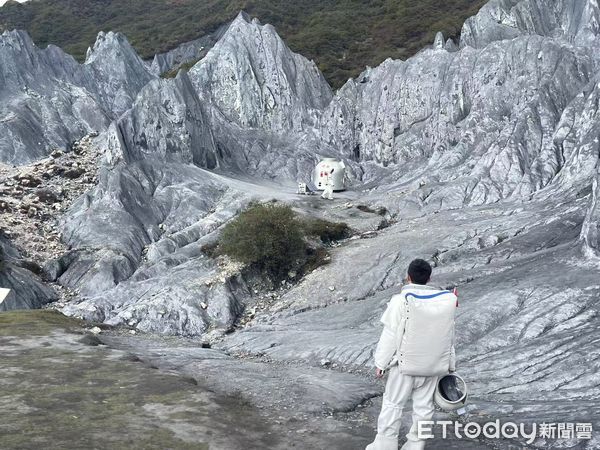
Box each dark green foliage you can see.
[304,246,331,274]
[356,204,388,216]
[161,57,202,79]
[219,204,349,282]
[303,218,351,243]
[219,204,307,281]
[0,0,487,88]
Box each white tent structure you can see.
[313,158,346,191]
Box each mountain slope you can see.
[0,0,486,88]
[0,29,154,164]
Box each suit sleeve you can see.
[373,296,406,370]
[374,326,397,370]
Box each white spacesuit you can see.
[366,283,457,450]
[321,170,335,200]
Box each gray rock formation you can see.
[318,31,599,209]
[104,72,218,168]
[581,174,600,257]
[0,234,57,311]
[461,0,600,48]
[3,0,600,446]
[149,23,229,76]
[0,30,154,164]
[83,31,156,117]
[57,71,254,334]
[188,12,332,133]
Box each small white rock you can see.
[90,326,102,334]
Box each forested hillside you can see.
[0,0,486,87]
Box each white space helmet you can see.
[434,373,468,411]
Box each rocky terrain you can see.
[1,0,600,448]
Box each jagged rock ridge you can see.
[188,12,332,134]
[0,30,154,164]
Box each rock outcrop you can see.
[0,30,154,165]
[460,0,600,48]
[188,12,332,133]
[82,31,156,117]
[0,234,57,311]
[318,18,600,209]
[581,173,600,257]
[104,72,218,168]
[150,23,229,76]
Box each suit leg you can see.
[366,368,414,450]
[400,376,438,450]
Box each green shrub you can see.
[303,218,350,243]
[161,57,201,79]
[219,203,307,281]
[356,204,388,216]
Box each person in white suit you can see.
[366,259,457,450]
[321,168,335,200]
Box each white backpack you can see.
[397,289,457,376]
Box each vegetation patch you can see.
[0,309,83,336]
[218,203,348,282]
[0,0,487,88]
[303,218,351,244]
[161,57,202,79]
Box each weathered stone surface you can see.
[581,174,600,257]
[104,72,218,168]
[0,30,154,164]
[460,0,600,48]
[188,12,332,133]
[319,35,598,208]
[82,31,155,117]
[0,235,57,311]
[149,23,229,76]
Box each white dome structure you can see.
[313,158,346,191]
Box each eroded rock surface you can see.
[0,30,154,164]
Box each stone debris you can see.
[0,134,100,301]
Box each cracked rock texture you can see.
[149,23,229,76]
[188,12,333,134]
[0,30,154,164]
